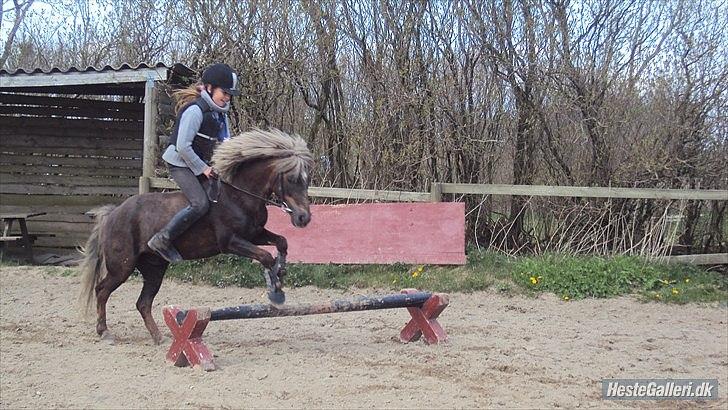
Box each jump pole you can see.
[162,289,449,371]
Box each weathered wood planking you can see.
[0,194,128,206]
[263,202,466,264]
[1,164,141,177]
[0,116,143,131]
[439,183,728,201]
[1,184,137,195]
[0,105,144,120]
[1,154,141,168]
[0,205,97,249]
[0,127,142,139]
[1,147,142,157]
[0,173,138,187]
[2,135,143,150]
[0,93,144,112]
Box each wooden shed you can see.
[0,62,194,255]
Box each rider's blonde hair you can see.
[171,83,203,114]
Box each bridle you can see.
[216,173,294,214]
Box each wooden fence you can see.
[148,177,727,202]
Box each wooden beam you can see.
[2,135,143,150]
[0,194,127,206]
[0,146,142,158]
[0,105,144,120]
[12,85,146,96]
[0,68,169,88]
[148,178,431,201]
[307,187,431,202]
[440,183,728,201]
[148,177,178,189]
[660,253,728,265]
[141,78,158,193]
[1,164,140,177]
[0,153,141,168]
[0,184,138,195]
[0,116,143,132]
[0,93,143,112]
[146,179,728,202]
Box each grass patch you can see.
[6,249,720,304]
[165,250,511,293]
[511,254,727,303]
[166,250,726,304]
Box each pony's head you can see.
[212,128,314,227]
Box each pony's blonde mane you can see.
[212,128,313,181]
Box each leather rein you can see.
[212,173,293,214]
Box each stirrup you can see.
[147,233,183,263]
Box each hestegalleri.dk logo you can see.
[602,379,718,400]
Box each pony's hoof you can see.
[100,330,116,345]
[267,290,286,306]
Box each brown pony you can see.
[79,128,313,344]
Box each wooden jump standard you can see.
[163,289,449,371]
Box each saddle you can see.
[202,177,221,203]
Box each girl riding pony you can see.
[147,63,240,262]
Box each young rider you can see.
[147,63,239,262]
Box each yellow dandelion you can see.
[417,266,424,272]
[412,271,420,278]
[672,288,679,295]
[654,293,662,299]
[685,278,690,283]
[392,279,397,284]
[530,276,538,285]
[563,295,569,301]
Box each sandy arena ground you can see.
[1,265,726,408]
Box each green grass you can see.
[510,254,727,304]
[165,251,511,293]
[164,250,726,304]
[5,249,723,304]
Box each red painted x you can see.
[399,289,449,344]
[162,306,216,371]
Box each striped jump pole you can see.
[162,289,449,371]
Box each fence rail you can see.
[437,183,728,201]
[145,177,727,202]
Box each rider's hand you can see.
[203,167,217,178]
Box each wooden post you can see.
[430,182,442,202]
[140,75,157,194]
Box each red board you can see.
[264,202,466,265]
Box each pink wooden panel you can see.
[263,202,465,265]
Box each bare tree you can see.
[0,0,34,68]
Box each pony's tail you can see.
[77,205,116,319]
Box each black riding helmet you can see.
[201,63,240,96]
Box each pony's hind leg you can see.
[135,257,168,345]
[95,268,133,343]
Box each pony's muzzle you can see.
[292,211,310,228]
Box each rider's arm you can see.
[175,106,209,175]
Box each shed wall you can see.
[0,92,144,251]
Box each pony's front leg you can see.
[252,229,288,281]
[226,235,285,305]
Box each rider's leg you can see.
[147,166,210,262]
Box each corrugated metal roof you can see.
[0,62,195,77]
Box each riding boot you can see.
[147,206,199,262]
